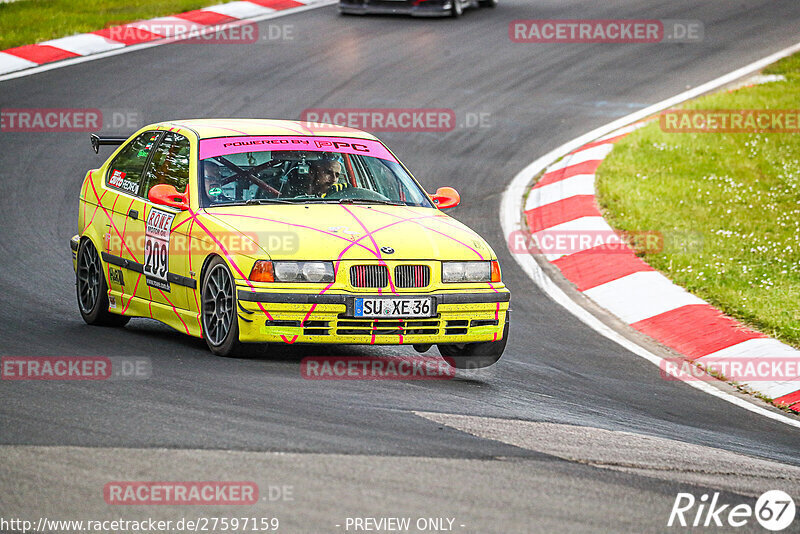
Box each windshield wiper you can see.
[244,198,295,205]
[209,199,294,207]
[331,198,406,206]
[234,197,406,206]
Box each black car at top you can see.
[339,0,497,18]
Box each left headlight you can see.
[442,260,501,283]
[250,261,335,283]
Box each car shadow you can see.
[70,318,493,385]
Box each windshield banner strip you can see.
[199,136,397,162]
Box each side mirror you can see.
[431,187,460,209]
[148,184,189,210]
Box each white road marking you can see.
[544,143,614,173]
[0,52,37,73]
[700,338,800,399]
[126,16,205,36]
[583,271,706,324]
[40,33,125,55]
[524,173,595,211]
[531,215,616,261]
[202,1,276,18]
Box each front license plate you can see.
[354,297,434,318]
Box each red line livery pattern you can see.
[74,119,509,362]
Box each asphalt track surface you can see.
[2,1,800,532]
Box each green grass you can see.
[0,0,237,50]
[596,52,800,347]
[763,51,800,79]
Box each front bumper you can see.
[339,0,452,17]
[236,289,510,345]
[70,235,80,272]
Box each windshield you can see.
[197,136,434,208]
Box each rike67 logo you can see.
[668,490,795,531]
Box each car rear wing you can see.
[90,133,128,154]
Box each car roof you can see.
[157,119,380,141]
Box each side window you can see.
[106,131,161,195]
[360,156,395,197]
[142,132,191,198]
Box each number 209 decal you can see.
[144,208,175,292]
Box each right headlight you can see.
[250,261,335,283]
[442,261,501,283]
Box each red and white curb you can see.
[501,40,800,427]
[523,124,800,412]
[0,0,332,77]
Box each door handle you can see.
[128,209,138,220]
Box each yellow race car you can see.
[72,119,510,368]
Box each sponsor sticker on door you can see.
[144,208,175,291]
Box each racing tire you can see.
[478,0,497,7]
[437,321,508,369]
[76,239,130,327]
[201,256,245,357]
[450,0,463,17]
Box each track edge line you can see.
[499,40,800,430]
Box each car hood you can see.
[200,204,496,261]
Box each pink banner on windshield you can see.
[199,135,397,162]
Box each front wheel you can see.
[450,0,463,17]
[76,239,130,327]
[438,321,508,369]
[201,257,244,357]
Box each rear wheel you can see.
[478,0,497,7]
[201,257,244,357]
[450,0,463,17]
[438,321,508,369]
[76,239,130,327]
